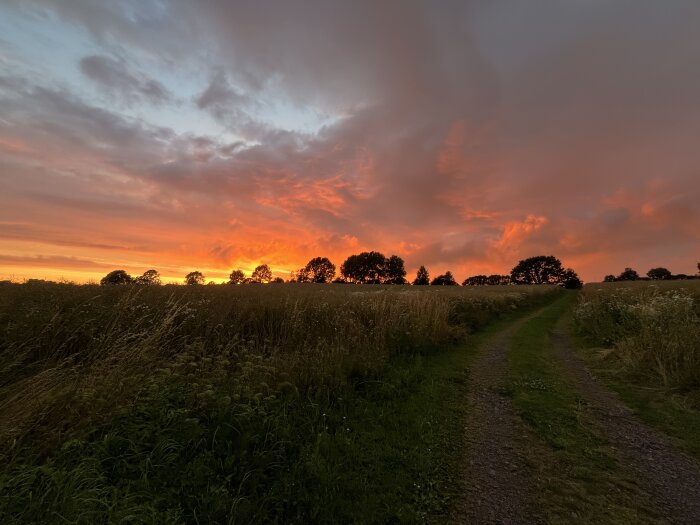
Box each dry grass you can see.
[0,281,561,523]
[0,282,555,457]
[574,281,700,389]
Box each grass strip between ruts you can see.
[506,293,659,524]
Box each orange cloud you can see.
[494,215,548,251]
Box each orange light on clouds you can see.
[1,2,699,284]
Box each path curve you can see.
[551,319,700,524]
[453,312,544,525]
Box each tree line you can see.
[603,264,700,283]
[99,253,586,289]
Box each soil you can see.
[453,313,544,525]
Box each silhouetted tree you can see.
[251,264,272,283]
[510,255,567,285]
[462,274,510,286]
[135,269,160,285]
[647,267,672,280]
[272,277,285,283]
[341,251,387,283]
[603,275,617,282]
[413,265,430,285]
[100,270,133,285]
[228,269,246,284]
[332,277,347,284]
[562,268,583,289]
[617,267,639,281]
[431,271,457,286]
[384,255,407,284]
[184,271,205,285]
[462,275,488,286]
[298,257,336,283]
[486,274,511,286]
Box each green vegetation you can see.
[574,281,700,389]
[573,281,700,462]
[506,294,656,523]
[0,282,561,523]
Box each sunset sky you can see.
[1,0,699,283]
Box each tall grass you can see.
[0,282,559,522]
[574,281,700,389]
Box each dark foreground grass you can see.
[0,286,561,523]
[506,294,659,523]
[1,353,463,523]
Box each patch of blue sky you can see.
[0,5,223,139]
[258,97,338,135]
[0,6,92,87]
[0,3,337,144]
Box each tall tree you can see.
[184,271,205,285]
[413,266,430,285]
[298,257,336,283]
[228,269,246,284]
[384,255,407,284]
[135,269,160,285]
[647,267,672,280]
[431,271,457,286]
[251,264,273,283]
[100,270,133,285]
[510,255,566,285]
[341,251,387,283]
[185,271,204,286]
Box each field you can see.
[572,280,700,463]
[2,280,700,523]
[0,282,560,523]
[574,280,700,390]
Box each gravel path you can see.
[453,314,544,525]
[551,319,700,524]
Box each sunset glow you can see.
[2,1,699,283]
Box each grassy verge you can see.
[570,281,700,461]
[0,289,561,523]
[571,335,700,463]
[506,293,658,523]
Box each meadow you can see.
[0,282,561,523]
[573,280,700,462]
[574,280,700,390]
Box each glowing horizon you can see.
[2,1,699,284]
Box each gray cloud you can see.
[80,54,173,105]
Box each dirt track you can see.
[454,304,700,524]
[551,319,700,525]
[453,313,544,525]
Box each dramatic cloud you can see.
[1,0,699,282]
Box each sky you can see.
[1,0,699,284]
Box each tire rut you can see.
[453,312,544,525]
[551,319,700,524]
